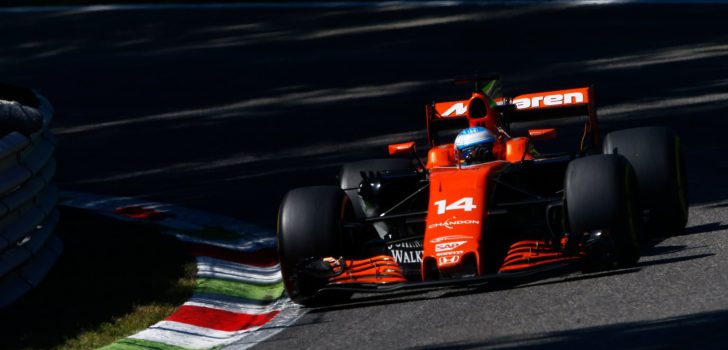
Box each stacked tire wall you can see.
[0,84,60,308]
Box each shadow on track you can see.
[306,268,637,314]
[682,222,728,235]
[411,309,728,350]
[2,4,728,227]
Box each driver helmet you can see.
[454,126,497,164]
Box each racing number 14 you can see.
[434,197,477,215]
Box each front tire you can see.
[277,186,348,305]
[565,155,642,267]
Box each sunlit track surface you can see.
[2,2,728,349]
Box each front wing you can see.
[315,262,581,295]
[315,239,584,294]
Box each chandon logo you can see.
[428,217,480,230]
[513,92,584,109]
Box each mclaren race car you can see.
[277,76,688,306]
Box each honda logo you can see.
[438,256,460,265]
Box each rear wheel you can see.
[565,155,642,268]
[603,127,688,235]
[277,186,350,305]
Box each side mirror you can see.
[528,128,557,141]
[388,141,416,155]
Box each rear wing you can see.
[498,86,599,151]
[500,87,593,120]
[425,85,599,152]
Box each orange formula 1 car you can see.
[277,76,688,305]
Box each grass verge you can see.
[0,207,197,350]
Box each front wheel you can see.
[565,155,642,268]
[277,186,350,305]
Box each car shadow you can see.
[408,309,728,350]
[681,222,728,236]
[640,244,691,256]
[637,253,714,268]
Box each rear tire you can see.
[565,155,642,267]
[277,186,349,305]
[603,127,688,235]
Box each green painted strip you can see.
[100,338,191,350]
[196,278,284,301]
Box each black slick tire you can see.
[603,127,688,235]
[277,186,348,306]
[565,155,642,267]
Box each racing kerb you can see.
[0,90,61,308]
[59,192,306,350]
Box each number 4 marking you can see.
[434,197,477,215]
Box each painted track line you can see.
[196,256,282,284]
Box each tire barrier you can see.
[59,192,306,350]
[0,84,61,308]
